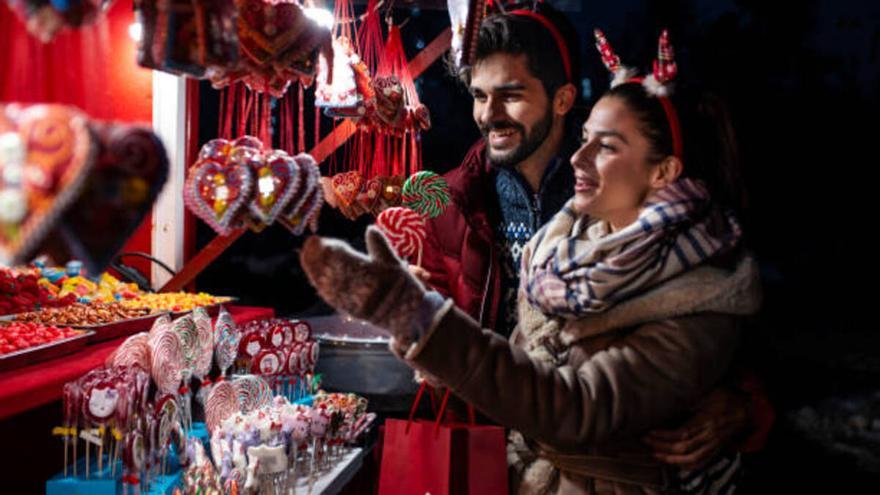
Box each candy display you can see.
[206,393,374,493]
[122,292,232,313]
[0,321,84,355]
[402,170,451,219]
[235,318,319,403]
[375,206,427,263]
[15,302,152,326]
[57,365,155,482]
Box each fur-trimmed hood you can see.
[560,254,763,345]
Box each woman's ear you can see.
[553,83,577,116]
[650,156,684,189]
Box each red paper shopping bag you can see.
[378,384,508,495]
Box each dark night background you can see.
[188,0,880,490]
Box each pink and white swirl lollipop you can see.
[375,206,427,263]
[233,375,272,414]
[213,307,239,377]
[205,380,238,433]
[150,328,184,395]
[192,307,214,380]
[107,332,152,372]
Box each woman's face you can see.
[570,96,659,230]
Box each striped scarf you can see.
[523,178,742,317]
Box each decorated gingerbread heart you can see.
[371,76,406,128]
[235,0,332,96]
[0,103,97,266]
[279,153,319,230]
[58,123,169,274]
[248,150,300,227]
[330,171,363,207]
[356,177,383,212]
[184,158,253,236]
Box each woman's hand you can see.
[299,226,427,345]
[642,387,751,470]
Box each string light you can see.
[302,8,334,30]
[128,22,143,43]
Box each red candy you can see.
[0,321,80,355]
[0,267,76,315]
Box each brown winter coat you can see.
[400,253,762,494]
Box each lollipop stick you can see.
[63,436,69,477]
[73,436,78,477]
[417,244,423,268]
[85,440,90,479]
[98,435,103,476]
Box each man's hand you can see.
[408,265,432,284]
[642,387,751,470]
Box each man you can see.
[417,8,579,338]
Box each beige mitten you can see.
[300,226,427,345]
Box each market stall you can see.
[0,0,479,492]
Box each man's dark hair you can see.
[457,3,581,99]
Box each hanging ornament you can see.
[0,104,97,266]
[447,0,488,71]
[183,137,255,236]
[7,0,115,42]
[135,0,240,78]
[248,150,301,228]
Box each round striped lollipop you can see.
[149,329,184,395]
[205,380,237,432]
[375,206,426,261]
[402,171,450,218]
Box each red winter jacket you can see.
[421,141,503,330]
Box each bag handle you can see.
[405,383,478,435]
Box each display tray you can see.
[0,330,95,372]
[72,311,170,343]
[169,297,238,318]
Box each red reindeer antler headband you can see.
[594,29,683,160]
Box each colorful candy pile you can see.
[0,267,77,315]
[123,292,232,313]
[15,302,153,326]
[0,321,83,355]
[236,318,319,402]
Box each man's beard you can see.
[481,107,554,168]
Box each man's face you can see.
[470,53,554,168]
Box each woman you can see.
[298,35,762,493]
